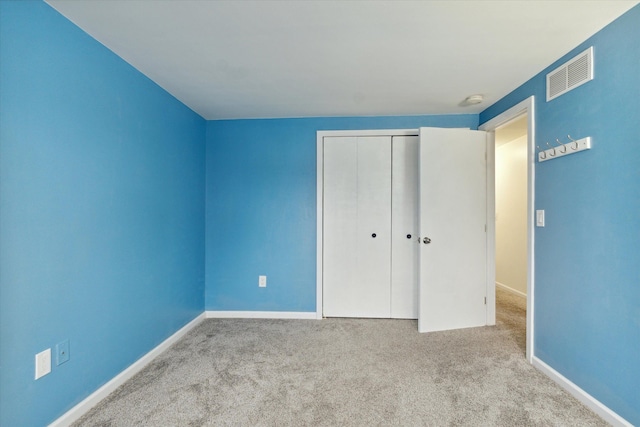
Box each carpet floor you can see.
[74,289,606,426]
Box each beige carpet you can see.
[74,289,606,426]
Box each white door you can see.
[391,136,419,318]
[323,136,392,318]
[418,127,489,333]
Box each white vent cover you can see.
[546,47,594,101]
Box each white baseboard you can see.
[206,311,318,320]
[49,313,206,427]
[532,356,632,427]
[495,281,527,298]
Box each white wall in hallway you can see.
[495,135,527,295]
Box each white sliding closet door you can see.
[323,136,392,318]
[391,136,419,318]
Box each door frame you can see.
[479,96,536,363]
[316,129,418,319]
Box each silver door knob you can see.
[423,237,431,244]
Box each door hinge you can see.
[484,297,487,305]
[485,224,487,232]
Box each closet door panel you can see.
[355,137,392,318]
[323,137,358,317]
[391,136,419,319]
[323,136,392,318]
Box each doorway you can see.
[480,96,535,363]
[495,114,528,354]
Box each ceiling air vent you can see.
[546,47,593,101]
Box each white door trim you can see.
[479,96,536,363]
[316,129,418,319]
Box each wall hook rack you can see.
[538,135,591,162]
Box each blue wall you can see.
[480,5,640,424]
[205,115,478,312]
[0,2,206,426]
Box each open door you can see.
[418,127,492,333]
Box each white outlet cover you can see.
[35,348,51,379]
[259,275,267,287]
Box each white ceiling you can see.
[46,0,638,120]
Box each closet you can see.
[322,134,418,319]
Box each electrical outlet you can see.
[259,275,267,287]
[56,339,70,365]
[35,348,51,380]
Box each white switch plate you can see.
[536,210,545,227]
[35,348,51,380]
[259,275,267,287]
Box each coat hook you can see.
[546,142,556,157]
[536,145,547,160]
[556,138,567,153]
[568,135,579,150]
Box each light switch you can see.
[536,210,545,227]
[35,348,51,380]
